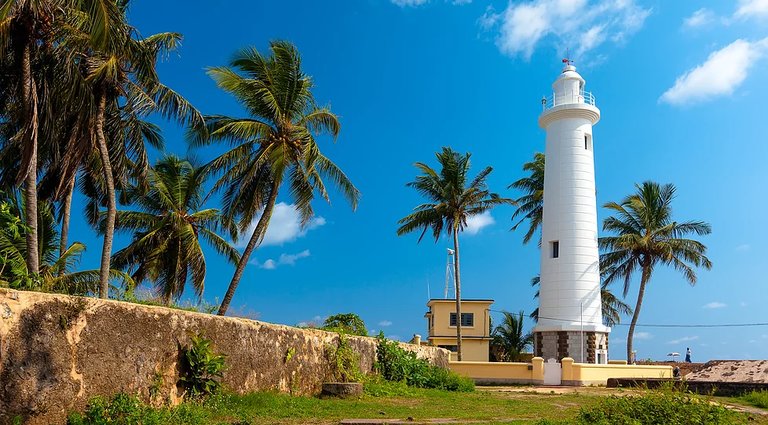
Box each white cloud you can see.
[668,335,699,345]
[703,301,727,309]
[736,244,751,252]
[482,0,651,60]
[735,0,768,20]
[260,259,276,270]
[254,249,311,270]
[683,8,715,29]
[391,0,428,6]
[660,38,768,105]
[390,0,470,7]
[634,331,652,340]
[235,203,326,248]
[379,320,393,327]
[464,211,495,235]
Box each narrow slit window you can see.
[585,134,592,151]
[551,241,559,258]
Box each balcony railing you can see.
[542,90,596,111]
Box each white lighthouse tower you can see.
[533,61,610,364]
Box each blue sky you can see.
[67,0,768,361]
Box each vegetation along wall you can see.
[0,289,449,424]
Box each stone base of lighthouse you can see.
[534,330,609,364]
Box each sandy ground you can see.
[686,360,768,383]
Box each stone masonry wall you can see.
[0,289,449,425]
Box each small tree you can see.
[491,311,533,362]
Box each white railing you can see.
[542,91,596,111]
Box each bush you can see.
[577,390,736,424]
[321,313,368,336]
[326,333,362,382]
[178,334,226,399]
[374,334,473,392]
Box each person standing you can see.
[685,347,692,363]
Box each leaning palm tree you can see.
[509,152,544,245]
[491,311,533,362]
[528,274,632,327]
[196,41,359,315]
[397,147,514,361]
[74,15,202,298]
[600,181,712,361]
[110,156,239,304]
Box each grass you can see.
[67,383,768,425]
[738,390,768,409]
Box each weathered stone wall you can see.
[0,289,449,425]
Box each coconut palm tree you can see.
[528,274,632,327]
[0,0,119,277]
[70,12,203,298]
[491,311,533,362]
[196,41,360,315]
[397,147,514,361]
[509,152,544,245]
[600,181,712,361]
[110,156,239,304]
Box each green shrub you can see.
[739,390,768,409]
[321,313,368,336]
[326,333,362,382]
[374,334,473,392]
[577,390,736,424]
[178,333,226,399]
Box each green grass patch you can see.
[739,390,768,409]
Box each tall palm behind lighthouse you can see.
[534,60,610,364]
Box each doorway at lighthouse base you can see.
[534,331,609,364]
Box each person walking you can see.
[685,347,692,363]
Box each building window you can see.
[438,345,458,352]
[449,312,474,327]
[551,241,559,258]
[585,134,592,151]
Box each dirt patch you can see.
[686,360,768,383]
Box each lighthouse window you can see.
[585,135,592,151]
[551,241,560,258]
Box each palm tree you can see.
[110,156,239,304]
[72,13,202,298]
[0,191,131,294]
[0,0,119,277]
[196,41,360,315]
[491,311,533,362]
[509,152,544,245]
[600,181,712,361]
[397,147,514,361]
[528,274,632,327]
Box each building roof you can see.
[426,298,494,306]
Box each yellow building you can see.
[424,299,493,361]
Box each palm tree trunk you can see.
[58,176,75,276]
[453,226,463,362]
[95,92,116,299]
[626,264,651,363]
[217,181,280,316]
[20,41,40,276]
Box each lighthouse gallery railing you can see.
[542,90,596,111]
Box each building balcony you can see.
[542,90,596,111]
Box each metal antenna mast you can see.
[444,248,456,298]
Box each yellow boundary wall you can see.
[450,357,672,386]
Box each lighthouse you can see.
[533,61,610,364]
